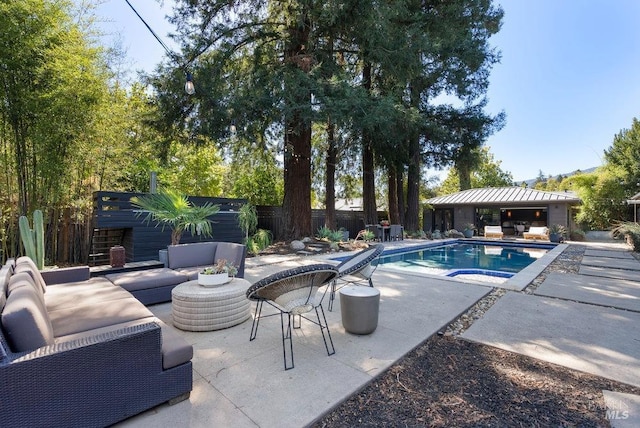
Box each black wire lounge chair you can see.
[246,264,338,370]
[328,244,384,312]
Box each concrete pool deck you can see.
[118,242,493,428]
[117,239,640,427]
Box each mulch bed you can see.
[313,334,640,427]
[260,240,639,426]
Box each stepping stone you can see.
[581,255,640,271]
[535,272,640,312]
[584,249,634,259]
[580,265,640,281]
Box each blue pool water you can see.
[374,241,552,278]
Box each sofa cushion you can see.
[0,263,14,312]
[15,257,47,293]
[48,296,154,337]
[105,268,188,292]
[1,280,55,352]
[44,278,131,312]
[172,267,201,281]
[55,316,194,370]
[214,243,246,277]
[40,266,90,285]
[167,242,217,269]
[8,272,45,307]
[159,323,194,369]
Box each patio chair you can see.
[484,225,504,239]
[328,244,384,312]
[523,226,549,240]
[365,224,383,241]
[389,224,404,241]
[246,264,338,370]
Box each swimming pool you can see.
[373,241,554,280]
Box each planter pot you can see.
[549,233,562,243]
[463,229,474,238]
[198,272,230,287]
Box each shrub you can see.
[569,229,586,241]
[328,230,346,242]
[612,222,640,251]
[246,228,273,255]
[316,226,332,240]
[548,224,567,236]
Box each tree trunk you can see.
[282,9,312,240]
[388,165,400,224]
[396,168,405,226]
[458,162,472,190]
[361,63,377,225]
[405,135,420,231]
[324,120,336,230]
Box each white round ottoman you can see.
[172,278,251,331]
[339,285,380,334]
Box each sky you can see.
[96,0,640,183]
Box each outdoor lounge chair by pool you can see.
[523,226,549,240]
[484,225,504,239]
[246,264,338,370]
[328,244,384,312]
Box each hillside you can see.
[520,166,598,187]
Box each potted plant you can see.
[548,224,567,243]
[198,259,238,287]
[131,188,220,264]
[463,223,476,238]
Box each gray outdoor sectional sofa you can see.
[0,256,193,427]
[105,241,247,305]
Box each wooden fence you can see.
[257,206,387,241]
[1,207,93,266]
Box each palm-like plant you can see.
[237,203,258,242]
[131,188,220,245]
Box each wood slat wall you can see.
[91,192,246,264]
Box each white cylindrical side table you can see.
[172,278,251,331]
[339,285,380,334]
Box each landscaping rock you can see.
[290,240,306,250]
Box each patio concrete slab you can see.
[603,390,640,427]
[580,265,640,281]
[117,260,490,428]
[581,255,640,271]
[461,292,640,388]
[534,272,640,312]
[584,249,635,259]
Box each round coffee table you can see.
[171,278,251,331]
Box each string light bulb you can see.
[185,72,195,95]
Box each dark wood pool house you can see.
[424,187,582,237]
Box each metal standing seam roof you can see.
[425,187,581,205]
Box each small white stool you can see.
[339,286,380,334]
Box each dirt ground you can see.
[260,240,640,427]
